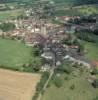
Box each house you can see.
[64,23,76,34]
[56,16,80,22]
[41,52,53,60]
[0,30,3,36]
[87,75,96,83]
[64,55,91,69]
[92,60,98,69]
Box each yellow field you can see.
[0,69,41,100]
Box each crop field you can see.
[0,69,41,100]
[55,4,98,17]
[55,9,82,17]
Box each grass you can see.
[0,38,32,70]
[41,71,98,100]
[0,9,24,21]
[78,5,98,15]
[83,42,98,60]
[55,4,98,17]
[81,36,98,61]
[55,9,82,17]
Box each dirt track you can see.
[0,69,41,100]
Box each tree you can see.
[75,0,98,5]
[32,57,44,71]
[75,31,95,42]
[91,68,98,75]
[94,96,98,100]
[53,76,63,88]
[0,22,15,32]
[32,47,40,56]
[92,79,98,88]
[70,84,75,90]
[36,72,49,92]
[77,43,84,55]
[32,0,55,24]
[58,60,73,74]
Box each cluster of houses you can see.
[0,18,61,44]
[56,16,80,22]
[0,14,98,83]
[0,17,97,67]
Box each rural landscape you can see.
[0,0,98,100]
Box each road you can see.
[37,69,54,100]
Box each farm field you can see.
[0,9,24,21]
[78,4,98,15]
[55,9,82,17]
[55,4,98,17]
[0,69,41,100]
[0,38,32,70]
[41,72,98,100]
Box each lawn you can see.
[41,71,98,100]
[0,38,32,70]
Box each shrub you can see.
[72,62,79,68]
[0,22,15,32]
[32,72,49,100]
[92,79,98,88]
[53,76,63,88]
[59,60,73,74]
[70,84,75,90]
[32,92,39,100]
[65,76,69,80]
[93,96,98,100]
[91,69,98,75]
[36,72,49,92]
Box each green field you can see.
[83,41,98,60]
[78,5,98,15]
[82,35,98,60]
[41,72,98,100]
[55,4,98,17]
[0,38,32,69]
[0,9,24,21]
[55,9,82,17]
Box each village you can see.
[0,1,98,100]
[0,2,98,71]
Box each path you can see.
[37,68,54,100]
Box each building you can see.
[92,60,98,69]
